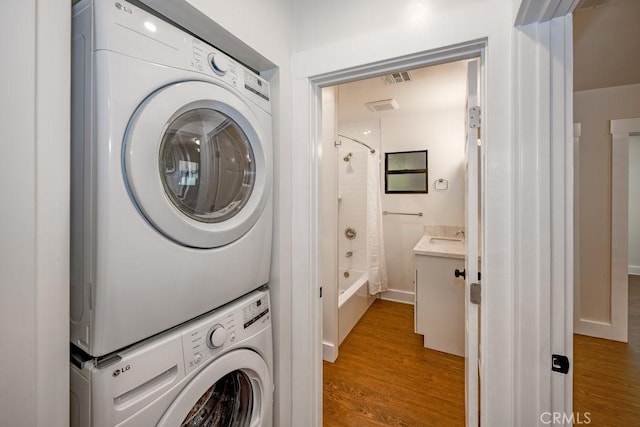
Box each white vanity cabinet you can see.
[413,235,466,357]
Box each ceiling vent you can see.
[365,99,400,112]
[382,71,412,84]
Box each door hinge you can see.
[469,106,481,129]
[552,354,570,374]
[470,282,481,305]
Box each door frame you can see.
[290,40,487,427]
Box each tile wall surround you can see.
[338,148,369,272]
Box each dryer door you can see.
[158,349,272,427]
[124,81,271,248]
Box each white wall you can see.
[629,135,640,275]
[384,115,465,290]
[292,0,516,424]
[380,112,466,294]
[181,1,294,425]
[573,0,640,91]
[0,0,70,426]
[574,84,640,322]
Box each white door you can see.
[464,59,480,427]
[124,81,271,249]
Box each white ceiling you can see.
[574,0,640,91]
[337,59,469,124]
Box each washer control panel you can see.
[181,290,270,375]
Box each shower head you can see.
[343,152,353,162]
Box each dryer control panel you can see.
[188,38,271,114]
[181,290,270,375]
[91,0,271,114]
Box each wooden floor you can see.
[323,300,465,426]
[574,275,640,426]
[324,278,640,426]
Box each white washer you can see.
[71,288,273,427]
[71,0,273,357]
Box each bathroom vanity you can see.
[413,233,466,357]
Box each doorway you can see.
[572,1,640,422]
[318,52,484,425]
[573,119,640,423]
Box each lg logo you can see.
[114,2,133,14]
[112,364,131,377]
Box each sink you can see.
[429,237,463,245]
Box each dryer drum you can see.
[181,370,254,427]
[159,108,256,224]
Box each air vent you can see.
[382,71,412,84]
[365,99,400,112]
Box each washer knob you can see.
[207,325,228,348]
[210,53,230,76]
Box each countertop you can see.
[413,234,466,259]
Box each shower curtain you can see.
[366,152,388,294]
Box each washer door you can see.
[158,350,272,427]
[124,81,270,248]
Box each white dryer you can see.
[71,288,273,427]
[71,0,273,356]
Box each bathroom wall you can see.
[338,61,467,300]
[574,83,640,323]
[630,135,640,275]
[382,113,466,299]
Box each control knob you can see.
[209,53,230,76]
[207,325,228,348]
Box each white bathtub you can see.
[338,268,375,345]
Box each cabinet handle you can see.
[454,269,466,279]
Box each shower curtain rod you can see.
[337,134,376,154]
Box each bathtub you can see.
[338,268,376,345]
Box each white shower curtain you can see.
[366,152,388,294]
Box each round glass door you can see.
[180,370,253,427]
[123,81,271,249]
[159,109,255,223]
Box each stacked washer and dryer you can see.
[70,1,274,425]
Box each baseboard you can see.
[629,265,640,276]
[322,341,337,363]
[380,289,414,305]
